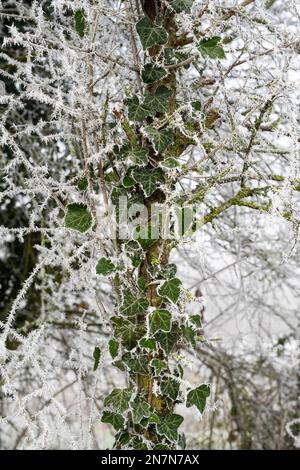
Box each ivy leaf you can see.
[126,95,149,122]
[186,384,210,413]
[150,309,172,334]
[96,257,117,276]
[162,157,179,168]
[93,346,101,371]
[143,86,172,115]
[122,353,148,375]
[64,203,92,233]
[101,411,124,431]
[74,9,85,38]
[120,289,149,316]
[190,314,202,327]
[136,16,168,50]
[143,126,174,154]
[158,278,182,304]
[113,318,145,350]
[108,339,119,359]
[156,413,184,442]
[127,148,148,166]
[131,396,151,424]
[161,379,180,400]
[142,64,167,84]
[139,337,157,350]
[182,325,196,348]
[155,326,179,354]
[133,224,157,251]
[151,358,167,375]
[130,437,148,450]
[198,37,225,59]
[132,167,165,197]
[104,387,133,414]
[171,0,194,13]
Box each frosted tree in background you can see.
[0,0,299,449]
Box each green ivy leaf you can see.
[104,387,133,414]
[171,0,194,13]
[108,339,119,359]
[93,346,101,371]
[162,157,179,168]
[96,257,116,276]
[139,338,157,350]
[122,174,135,189]
[151,358,167,375]
[64,203,92,233]
[136,16,168,49]
[120,289,149,316]
[127,148,148,166]
[190,314,202,327]
[131,396,151,424]
[113,318,145,350]
[143,126,174,154]
[182,325,196,348]
[122,353,148,375]
[74,9,85,38]
[198,37,225,59]
[126,95,149,122]
[161,379,180,400]
[142,64,167,84]
[155,326,179,354]
[158,278,182,304]
[150,309,172,334]
[186,384,210,413]
[133,224,157,251]
[130,437,148,450]
[101,410,124,431]
[156,413,184,442]
[132,167,165,197]
[143,86,172,115]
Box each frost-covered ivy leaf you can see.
[142,64,167,84]
[150,309,172,334]
[113,318,145,350]
[161,379,180,400]
[115,431,131,447]
[155,326,179,354]
[101,410,124,431]
[186,384,210,413]
[131,396,151,424]
[139,337,156,350]
[132,167,165,197]
[136,16,168,50]
[74,9,85,38]
[143,126,174,154]
[182,325,196,348]
[93,346,101,371]
[131,437,148,450]
[143,86,172,115]
[120,289,149,316]
[171,0,194,13]
[151,358,167,375]
[65,203,92,233]
[122,174,135,189]
[104,387,133,413]
[122,353,148,375]
[108,339,119,359]
[162,157,179,168]
[190,314,202,327]
[127,148,148,166]
[198,37,225,59]
[158,278,182,304]
[126,95,149,122]
[96,257,116,276]
[133,224,157,251]
[156,413,184,442]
